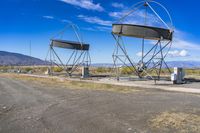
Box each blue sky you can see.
[1,0,200,63]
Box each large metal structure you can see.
[46,23,91,77]
[112,0,174,80]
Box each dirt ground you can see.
[0,75,200,133]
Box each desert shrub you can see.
[120,67,134,75]
[0,66,10,71]
[24,67,33,72]
[185,69,200,76]
[52,67,63,72]
[38,67,48,73]
[95,67,112,73]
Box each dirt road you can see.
[0,76,200,133]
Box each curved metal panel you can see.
[51,39,89,51]
[112,24,173,41]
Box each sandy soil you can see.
[0,75,200,133]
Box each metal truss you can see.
[112,1,173,81]
[45,23,91,77]
[112,34,172,81]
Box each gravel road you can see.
[0,77,200,133]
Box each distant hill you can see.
[167,61,200,68]
[92,61,200,68]
[0,51,200,68]
[0,51,47,66]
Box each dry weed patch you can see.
[0,73,140,93]
[149,111,200,133]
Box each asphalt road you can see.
[0,77,200,133]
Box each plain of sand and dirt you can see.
[0,73,200,133]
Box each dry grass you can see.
[0,73,140,93]
[149,112,200,133]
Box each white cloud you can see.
[109,10,164,27]
[148,29,200,52]
[109,11,124,18]
[82,26,111,32]
[111,2,125,8]
[168,50,189,57]
[59,0,104,11]
[78,15,112,26]
[173,37,200,50]
[43,16,54,19]
[61,19,71,23]
[136,49,189,58]
[109,2,174,30]
[96,26,112,31]
[136,52,144,57]
[109,10,143,24]
[82,27,96,31]
[168,29,200,50]
[179,50,188,57]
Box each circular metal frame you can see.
[112,24,173,41]
[45,23,91,77]
[112,1,174,80]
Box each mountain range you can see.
[0,51,200,68]
[92,61,200,68]
[0,51,47,66]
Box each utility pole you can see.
[29,40,33,66]
[30,40,32,57]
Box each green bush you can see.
[24,67,33,72]
[121,67,134,75]
[185,69,200,76]
[53,67,63,72]
[96,67,112,73]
